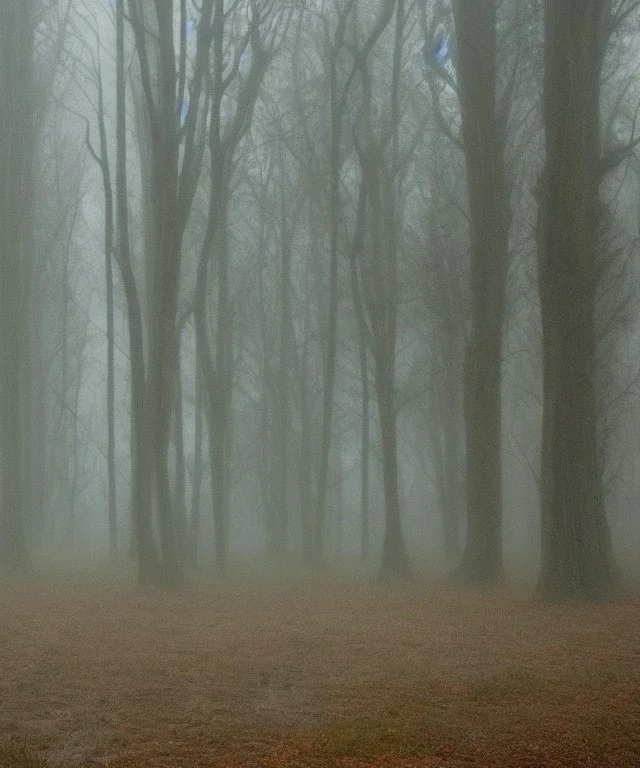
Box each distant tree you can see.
[0,0,67,567]
[350,0,415,579]
[194,0,286,571]
[114,0,162,584]
[312,0,359,566]
[80,23,118,561]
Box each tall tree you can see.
[195,0,283,571]
[0,0,38,569]
[350,0,414,579]
[115,0,161,584]
[312,0,357,565]
[536,0,616,601]
[83,34,118,562]
[450,0,510,585]
[128,0,212,584]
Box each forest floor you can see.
[1,562,640,768]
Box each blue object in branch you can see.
[434,31,450,64]
[178,98,189,126]
[181,18,196,39]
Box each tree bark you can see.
[173,332,188,562]
[537,0,615,602]
[0,0,36,570]
[106,191,118,562]
[275,190,293,559]
[452,0,509,586]
[116,0,160,585]
[91,58,118,562]
[442,337,462,560]
[189,368,203,565]
[358,316,370,564]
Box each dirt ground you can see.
[1,566,639,767]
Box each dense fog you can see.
[2,0,640,601]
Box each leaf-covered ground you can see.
[1,567,639,767]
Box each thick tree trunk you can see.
[453,0,509,586]
[537,0,615,602]
[0,0,36,570]
[196,172,231,571]
[376,352,410,579]
[148,277,182,585]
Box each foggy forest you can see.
[1,0,640,766]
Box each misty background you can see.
[1,0,640,601]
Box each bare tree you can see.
[195,0,287,570]
[115,0,162,583]
[127,0,212,584]
[0,0,67,567]
[349,0,417,578]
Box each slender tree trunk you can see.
[141,0,185,587]
[359,326,370,564]
[276,195,293,558]
[536,0,615,602]
[173,339,188,562]
[211,231,232,569]
[21,161,37,554]
[452,0,509,586]
[106,221,117,561]
[62,242,70,542]
[442,336,461,560]
[190,368,203,565]
[92,64,118,562]
[428,413,449,556]
[257,227,276,556]
[116,0,160,585]
[67,353,83,545]
[376,0,410,580]
[298,318,313,563]
[350,236,370,565]
[334,448,344,559]
[313,40,342,567]
[299,202,319,564]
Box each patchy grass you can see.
[0,740,48,768]
[1,570,640,766]
[468,667,542,701]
